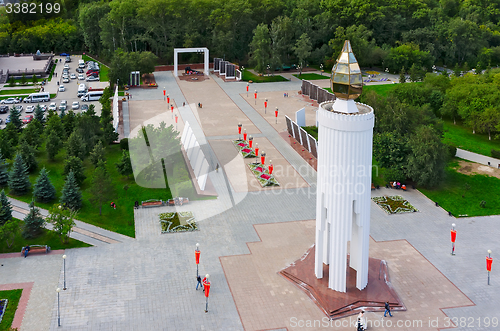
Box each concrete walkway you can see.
[456,148,500,168]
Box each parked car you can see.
[86,69,99,75]
[23,115,33,124]
[81,104,89,112]
[72,101,80,110]
[25,105,35,113]
[62,77,70,83]
[70,73,77,80]
[86,76,99,81]
[78,74,85,80]
[48,102,57,111]
[59,85,65,92]
[0,118,3,124]
[59,104,67,111]
[1,98,19,104]
[15,105,23,112]
[0,105,8,113]
[39,104,47,112]
[76,68,84,73]
[64,64,70,70]
[5,115,10,124]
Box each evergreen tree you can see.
[63,156,86,185]
[44,113,64,140]
[22,200,45,239]
[20,73,27,86]
[31,74,38,85]
[20,120,41,149]
[399,67,406,83]
[116,150,133,177]
[409,63,419,82]
[0,130,14,160]
[59,107,66,118]
[89,160,114,215]
[8,154,31,195]
[89,140,106,167]
[17,139,38,173]
[34,104,45,124]
[0,189,12,226]
[8,76,15,87]
[9,105,22,130]
[33,167,56,202]
[62,110,76,138]
[60,170,82,210]
[0,153,9,186]
[46,130,62,160]
[101,121,119,145]
[66,129,86,160]
[453,63,461,77]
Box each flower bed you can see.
[233,140,256,158]
[159,211,198,233]
[372,195,418,214]
[248,162,279,187]
[0,299,8,325]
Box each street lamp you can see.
[246,83,249,97]
[238,123,242,139]
[275,107,278,124]
[260,151,266,165]
[171,104,174,119]
[204,274,211,313]
[175,113,178,131]
[487,250,493,285]
[195,243,200,279]
[62,254,67,290]
[254,143,259,162]
[56,287,61,326]
[243,129,247,141]
[264,99,268,114]
[269,160,274,175]
[167,94,170,104]
[248,135,253,148]
[254,90,257,105]
[450,223,457,255]
[163,88,166,100]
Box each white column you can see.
[204,49,209,76]
[174,49,178,77]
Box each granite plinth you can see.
[280,245,405,319]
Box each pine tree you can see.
[9,105,22,130]
[89,160,114,215]
[44,113,64,140]
[33,167,56,203]
[34,104,45,124]
[63,156,86,185]
[4,122,19,148]
[0,189,12,226]
[20,121,41,149]
[46,130,62,160]
[116,150,133,177]
[18,139,38,173]
[62,110,76,138]
[8,154,31,195]
[22,200,45,239]
[66,129,86,160]
[89,140,106,167]
[0,130,13,160]
[60,170,82,210]
[0,153,9,186]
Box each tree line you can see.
[3,0,500,75]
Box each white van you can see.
[24,92,50,103]
[77,83,87,97]
[81,91,103,101]
[78,59,85,68]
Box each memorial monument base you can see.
[280,245,405,320]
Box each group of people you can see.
[355,302,392,330]
[283,92,289,97]
[392,182,406,190]
[196,274,210,291]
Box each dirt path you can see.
[456,160,500,179]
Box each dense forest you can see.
[2,0,500,72]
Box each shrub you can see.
[491,149,500,159]
[120,138,129,150]
[447,144,457,159]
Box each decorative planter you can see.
[159,212,198,233]
[142,199,163,208]
[248,162,279,187]
[233,140,256,158]
[372,195,418,214]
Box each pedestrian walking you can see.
[215,163,219,173]
[196,275,202,290]
[384,301,392,317]
[24,245,30,258]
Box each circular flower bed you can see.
[159,211,197,233]
[372,195,418,214]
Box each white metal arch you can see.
[173,48,209,77]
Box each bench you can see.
[167,197,190,206]
[371,183,376,190]
[21,244,51,256]
[141,200,163,208]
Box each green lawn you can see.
[242,70,288,83]
[0,289,22,331]
[419,159,500,217]
[0,95,28,100]
[0,88,38,95]
[7,144,174,238]
[293,73,329,80]
[443,120,500,157]
[82,55,109,83]
[303,126,318,140]
[0,219,91,254]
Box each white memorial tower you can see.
[314,40,374,292]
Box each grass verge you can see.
[242,70,288,83]
[0,88,38,96]
[419,159,500,217]
[443,120,500,157]
[293,73,329,80]
[0,219,91,254]
[0,289,22,331]
[82,55,109,83]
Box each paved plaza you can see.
[1,71,499,331]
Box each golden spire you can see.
[331,40,363,100]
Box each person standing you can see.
[196,275,202,290]
[24,245,30,258]
[384,301,393,317]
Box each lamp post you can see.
[238,123,242,139]
[62,254,67,290]
[254,90,257,105]
[56,287,61,326]
[269,160,273,175]
[163,88,166,100]
[261,151,266,165]
[254,143,259,162]
[204,274,211,313]
[487,250,493,285]
[171,104,174,118]
[167,94,170,104]
[175,113,178,131]
[246,83,249,97]
[275,107,278,124]
[450,223,457,255]
[248,135,253,148]
[264,99,268,114]
[243,129,247,141]
[195,243,200,278]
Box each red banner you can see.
[204,281,211,297]
[487,257,493,272]
[195,250,200,264]
[451,229,457,243]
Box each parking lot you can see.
[0,54,109,128]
